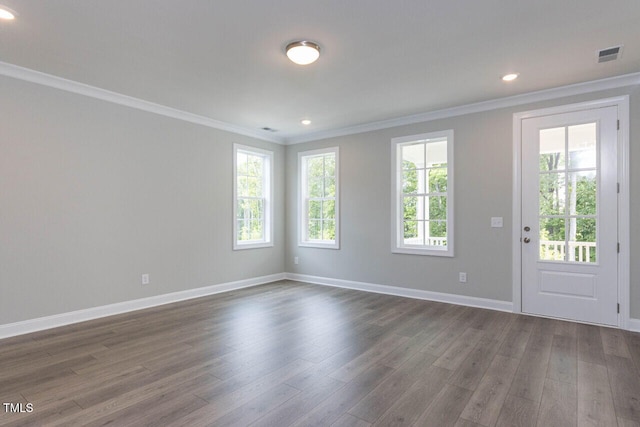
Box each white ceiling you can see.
[1,0,639,143]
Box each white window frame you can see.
[233,144,274,250]
[391,130,454,256]
[298,147,340,249]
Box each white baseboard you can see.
[0,273,286,339]
[3,272,634,339]
[285,273,514,313]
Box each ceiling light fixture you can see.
[0,5,16,20]
[286,41,320,65]
[300,119,311,126]
[502,73,519,82]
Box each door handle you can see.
[523,237,531,243]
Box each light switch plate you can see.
[491,217,503,228]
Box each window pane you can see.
[249,199,263,220]
[253,220,264,240]
[245,176,262,197]
[308,219,321,240]
[247,155,263,177]
[428,196,447,220]
[404,220,418,240]
[237,219,248,240]
[569,218,596,263]
[425,140,447,166]
[402,143,425,168]
[428,220,447,240]
[324,177,335,198]
[539,217,566,261]
[324,154,336,177]
[539,172,566,216]
[237,152,248,174]
[568,123,596,169]
[569,171,596,215]
[308,177,323,198]
[237,176,248,197]
[322,200,335,219]
[307,156,324,179]
[236,217,264,241]
[404,220,424,245]
[428,168,447,193]
[540,127,566,171]
[237,199,263,220]
[322,220,335,241]
[236,199,247,219]
[402,168,418,193]
[308,200,322,220]
[403,196,418,221]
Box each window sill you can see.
[392,247,453,257]
[233,242,274,250]
[299,241,340,250]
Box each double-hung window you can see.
[233,144,273,249]
[392,130,454,256]
[299,147,339,249]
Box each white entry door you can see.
[521,106,618,326]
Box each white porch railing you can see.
[540,240,596,263]
[404,237,447,246]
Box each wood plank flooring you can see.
[1,280,639,426]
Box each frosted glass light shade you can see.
[0,6,16,20]
[286,41,320,65]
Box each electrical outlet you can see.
[459,272,467,283]
[141,274,150,285]
[294,256,299,265]
[491,217,503,228]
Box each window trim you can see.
[391,130,454,257]
[233,144,274,250]
[298,146,340,249]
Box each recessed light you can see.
[502,73,519,82]
[286,41,320,65]
[300,119,312,126]
[0,5,16,20]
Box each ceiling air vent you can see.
[261,127,278,132]
[597,45,623,63]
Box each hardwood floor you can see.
[1,280,639,426]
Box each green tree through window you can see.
[234,145,273,249]
[539,144,597,262]
[394,131,452,256]
[299,147,339,248]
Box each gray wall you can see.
[285,86,640,317]
[0,76,285,325]
[2,73,638,326]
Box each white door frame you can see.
[512,96,630,329]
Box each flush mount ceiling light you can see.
[300,119,312,126]
[0,5,16,20]
[502,73,519,82]
[286,41,320,65]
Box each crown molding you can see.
[3,60,638,146]
[0,61,284,144]
[284,71,640,144]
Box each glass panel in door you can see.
[538,122,598,263]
